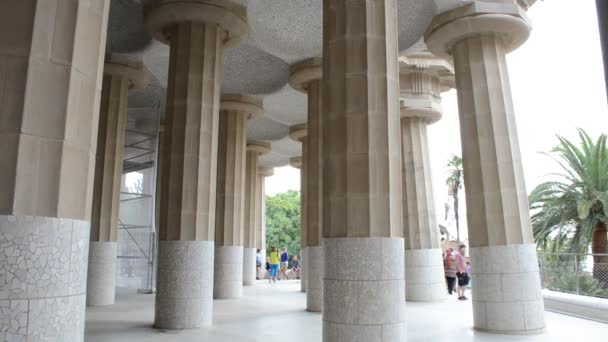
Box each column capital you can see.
[144,0,248,48]
[220,94,264,120]
[104,55,151,91]
[398,53,454,124]
[289,123,307,142]
[246,140,271,155]
[289,58,322,93]
[289,156,302,169]
[258,167,274,177]
[424,2,531,59]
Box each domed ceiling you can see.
[109,0,444,169]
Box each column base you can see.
[214,246,244,299]
[0,215,90,341]
[87,241,117,306]
[306,246,323,312]
[243,247,256,286]
[323,237,406,342]
[470,244,545,335]
[301,247,307,292]
[154,241,214,329]
[405,248,447,302]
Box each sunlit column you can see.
[426,1,545,334]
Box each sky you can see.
[266,0,608,241]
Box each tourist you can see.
[456,244,469,300]
[265,256,270,275]
[444,248,457,295]
[269,247,280,283]
[291,255,301,279]
[280,247,289,280]
[256,249,262,280]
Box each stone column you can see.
[214,95,263,298]
[0,2,110,340]
[322,0,405,340]
[398,55,453,302]
[87,57,149,306]
[289,124,307,292]
[243,141,271,285]
[290,59,323,312]
[144,0,248,329]
[426,1,545,335]
[256,167,273,279]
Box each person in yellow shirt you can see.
[268,246,280,283]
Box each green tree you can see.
[266,190,301,259]
[446,155,463,242]
[529,129,608,282]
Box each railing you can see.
[539,253,608,299]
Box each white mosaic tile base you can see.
[405,248,447,302]
[87,241,117,306]
[214,246,243,299]
[470,243,546,335]
[306,245,323,312]
[323,237,406,342]
[154,240,214,329]
[0,215,90,341]
[243,248,256,286]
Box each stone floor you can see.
[85,280,607,341]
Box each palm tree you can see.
[446,156,463,242]
[529,129,608,283]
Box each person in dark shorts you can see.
[455,244,469,300]
[444,248,457,295]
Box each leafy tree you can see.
[529,129,608,282]
[266,190,301,259]
[446,155,464,242]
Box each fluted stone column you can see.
[243,141,271,286]
[399,55,453,302]
[426,1,545,335]
[290,59,323,312]
[144,0,248,329]
[88,57,149,306]
[289,124,308,291]
[215,95,263,298]
[256,167,273,279]
[322,0,405,340]
[0,2,110,340]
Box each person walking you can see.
[280,247,289,280]
[269,247,280,283]
[456,244,469,300]
[291,255,301,279]
[256,249,262,280]
[444,248,457,295]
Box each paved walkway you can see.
[85,280,607,341]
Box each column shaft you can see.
[453,35,544,334]
[243,150,259,285]
[306,80,323,312]
[322,0,405,340]
[401,117,445,302]
[154,22,222,329]
[87,72,128,306]
[0,1,109,340]
[214,95,262,299]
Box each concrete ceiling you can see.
[111,0,446,168]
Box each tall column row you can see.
[0,1,110,340]
[243,141,271,285]
[290,58,324,312]
[144,0,248,329]
[322,0,405,340]
[398,55,452,302]
[88,56,149,306]
[214,95,263,299]
[289,125,308,292]
[426,1,545,335]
